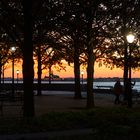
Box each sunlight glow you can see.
[4,60,140,79]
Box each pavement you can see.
[0,90,113,117]
[34,91,116,116]
[1,90,140,117]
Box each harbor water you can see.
[3,80,140,92]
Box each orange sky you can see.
[4,61,140,79]
[50,64,140,78]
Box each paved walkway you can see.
[0,91,115,117]
[1,90,140,117]
[34,91,115,116]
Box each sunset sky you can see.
[4,61,140,79]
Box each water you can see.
[3,80,140,91]
[93,82,140,92]
[45,81,140,91]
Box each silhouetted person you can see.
[114,79,123,104]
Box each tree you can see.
[22,0,34,117]
[56,0,86,99]
[81,0,110,108]
[0,43,9,90]
[0,0,23,91]
[32,0,68,95]
[97,0,140,107]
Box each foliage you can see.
[97,0,140,70]
[0,0,139,72]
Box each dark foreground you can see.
[0,107,140,140]
[0,91,140,140]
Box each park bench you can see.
[96,86,113,89]
[94,86,114,94]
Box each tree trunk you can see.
[37,46,42,96]
[86,45,94,108]
[86,8,94,108]
[23,0,35,117]
[74,44,82,99]
[49,66,52,84]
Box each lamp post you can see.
[81,71,84,84]
[16,70,19,83]
[10,46,16,100]
[126,33,135,107]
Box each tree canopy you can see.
[0,0,139,115]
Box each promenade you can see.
[34,90,140,114]
[0,91,115,118]
[34,91,115,116]
[1,90,140,118]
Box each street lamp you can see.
[126,34,135,44]
[81,71,84,84]
[16,70,19,83]
[126,33,135,107]
[126,34,135,79]
[10,46,16,100]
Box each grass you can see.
[0,107,140,139]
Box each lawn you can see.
[0,107,140,139]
